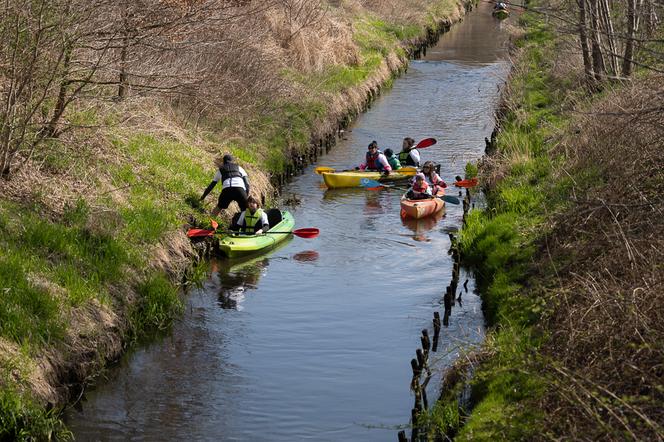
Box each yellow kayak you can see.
[322,169,414,188]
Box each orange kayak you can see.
[400,189,446,219]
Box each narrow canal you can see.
[66,4,511,440]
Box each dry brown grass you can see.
[265,3,360,73]
[538,74,664,441]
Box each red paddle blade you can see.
[454,178,479,188]
[187,228,216,238]
[292,228,319,239]
[210,219,219,229]
[415,138,437,149]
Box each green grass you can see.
[0,387,72,441]
[425,7,577,439]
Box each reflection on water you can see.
[292,250,320,263]
[425,2,511,65]
[214,259,268,310]
[212,238,293,310]
[401,210,445,242]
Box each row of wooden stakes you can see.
[398,188,473,442]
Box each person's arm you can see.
[255,213,269,234]
[379,155,392,173]
[410,149,421,166]
[436,173,447,188]
[231,212,244,231]
[239,166,250,195]
[200,181,217,200]
[201,170,221,200]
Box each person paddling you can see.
[421,161,447,193]
[398,137,420,167]
[231,196,269,234]
[200,154,250,216]
[406,173,432,200]
[358,141,392,174]
[384,148,402,170]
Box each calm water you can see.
[66,4,511,440]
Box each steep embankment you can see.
[424,7,664,442]
[0,0,468,438]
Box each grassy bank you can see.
[0,0,467,438]
[424,5,664,441]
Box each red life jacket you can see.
[365,150,383,170]
[413,180,429,193]
[426,173,446,188]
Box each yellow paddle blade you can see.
[398,167,418,176]
[314,166,335,175]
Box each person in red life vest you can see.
[231,196,270,235]
[421,161,447,194]
[357,141,392,175]
[406,173,432,200]
[200,154,250,216]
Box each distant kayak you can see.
[400,189,446,219]
[322,169,413,189]
[217,210,295,258]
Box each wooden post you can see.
[421,329,430,354]
[433,312,441,333]
[416,349,425,370]
[411,358,421,378]
[398,430,408,442]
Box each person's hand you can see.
[382,170,390,176]
[255,229,264,235]
[354,166,360,170]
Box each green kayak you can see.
[217,209,295,258]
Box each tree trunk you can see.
[118,32,129,99]
[599,0,619,76]
[622,0,637,76]
[577,0,595,85]
[588,0,606,82]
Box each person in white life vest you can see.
[358,141,392,174]
[200,154,250,216]
[421,161,447,194]
[398,137,420,167]
[406,173,432,200]
[232,196,270,234]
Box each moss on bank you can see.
[0,0,467,437]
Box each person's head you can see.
[367,141,378,153]
[415,173,426,183]
[384,148,394,157]
[223,154,234,164]
[247,196,260,212]
[422,161,435,174]
[402,137,415,150]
